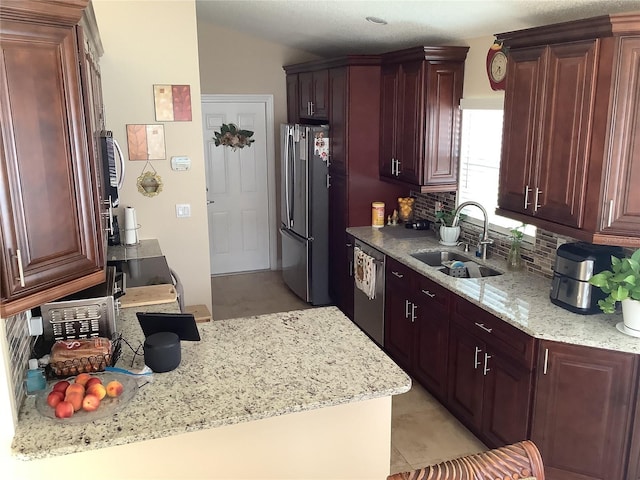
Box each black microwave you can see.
[99,130,125,208]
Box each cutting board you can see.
[120,284,178,308]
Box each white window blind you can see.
[458,108,535,238]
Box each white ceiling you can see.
[195,0,640,57]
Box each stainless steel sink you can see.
[410,250,473,266]
[439,264,502,278]
[410,250,503,278]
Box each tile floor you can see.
[210,269,487,473]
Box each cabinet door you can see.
[298,70,328,120]
[628,389,640,480]
[534,40,597,228]
[531,341,637,480]
[384,259,414,372]
[396,60,423,185]
[328,67,347,174]
[481,352,532,447]
[0,19,103,314]
[447,323,484,431]
[286,74,299,123]
[379,63,399,179]
[311,69,329,119]
[413,275,450,402]
[498,46,545,215]
[600,37,640,237]
[298,71,313,119]
[327,173,352,317]
[421,61,464,186]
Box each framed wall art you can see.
[154,84,192,121]
[126,124,166,160]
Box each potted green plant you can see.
[435,209,464,246]
[589,248,640,337]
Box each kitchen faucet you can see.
[450,201,493,261]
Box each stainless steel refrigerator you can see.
[280,123,331,305]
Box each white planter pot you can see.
[439,226,461,245]
[621,299,640,336]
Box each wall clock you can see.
[486,41,507,91]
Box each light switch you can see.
[171,156,191,171]
[176,204,191,218]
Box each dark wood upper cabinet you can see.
[379,46,468,192]
[297,70,329,120]
[531,341,638,480]
[496,13,640,247]
[0,0,105,317]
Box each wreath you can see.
[213,123,255,151]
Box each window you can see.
[458,107,535,239]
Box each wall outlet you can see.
[28,314,43,336]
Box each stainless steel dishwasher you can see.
[353,240,385,347]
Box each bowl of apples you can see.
[35,372,137,423]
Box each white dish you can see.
[439,240,459,247]
[616,322,640,338]
[35,372,137,423]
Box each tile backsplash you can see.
[5,311,34,410]
[412,191,577,279]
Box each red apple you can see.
[52,380,70,394]
[105,380,123,398]
[46,391,64,408]
[54,400,74,418]
[81,393,101,412]
[85,377,102,389]
[86,383,106,400]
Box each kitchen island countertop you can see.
[11,304,410,460]
[349,225,640,355]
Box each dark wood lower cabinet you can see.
[447,297,534,448]
[384,257,450,397]
[531,341,638,480]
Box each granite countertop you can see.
[12,305,411,460]
[349,225,640,355]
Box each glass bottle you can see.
[507,238,523,270]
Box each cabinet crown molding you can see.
[1,0,89,27]
[497,13,640,48]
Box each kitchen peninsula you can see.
[9,304,410,479]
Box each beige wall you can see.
[461,35,506,105]
[93,0,211,310]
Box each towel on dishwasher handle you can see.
[354,246,376,300]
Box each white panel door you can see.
[202,101,270,274]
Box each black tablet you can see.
[136,312,201,341]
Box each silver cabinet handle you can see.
[534,188,542,212]
[524,185,532,209]
[607,199,614,227]
[474,346,482,369]
[308,101,315,116]
[396,159,401,176]
[16,249,25,287]
[391,158,396,176]
[483,353,492,376]
[392,271,404,279]
[474,322,493,333]
[421,289,435,298]
[326,174,331,188]
[543,348,549,375]
[405,299,411,319]
[411,303,417,323]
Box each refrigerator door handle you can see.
[284,126,295,228]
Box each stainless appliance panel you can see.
[353,240,385,347]
[280,227,309,302]
[550,274,594,310]
[279,123,330,306]
[554,255,594,281]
